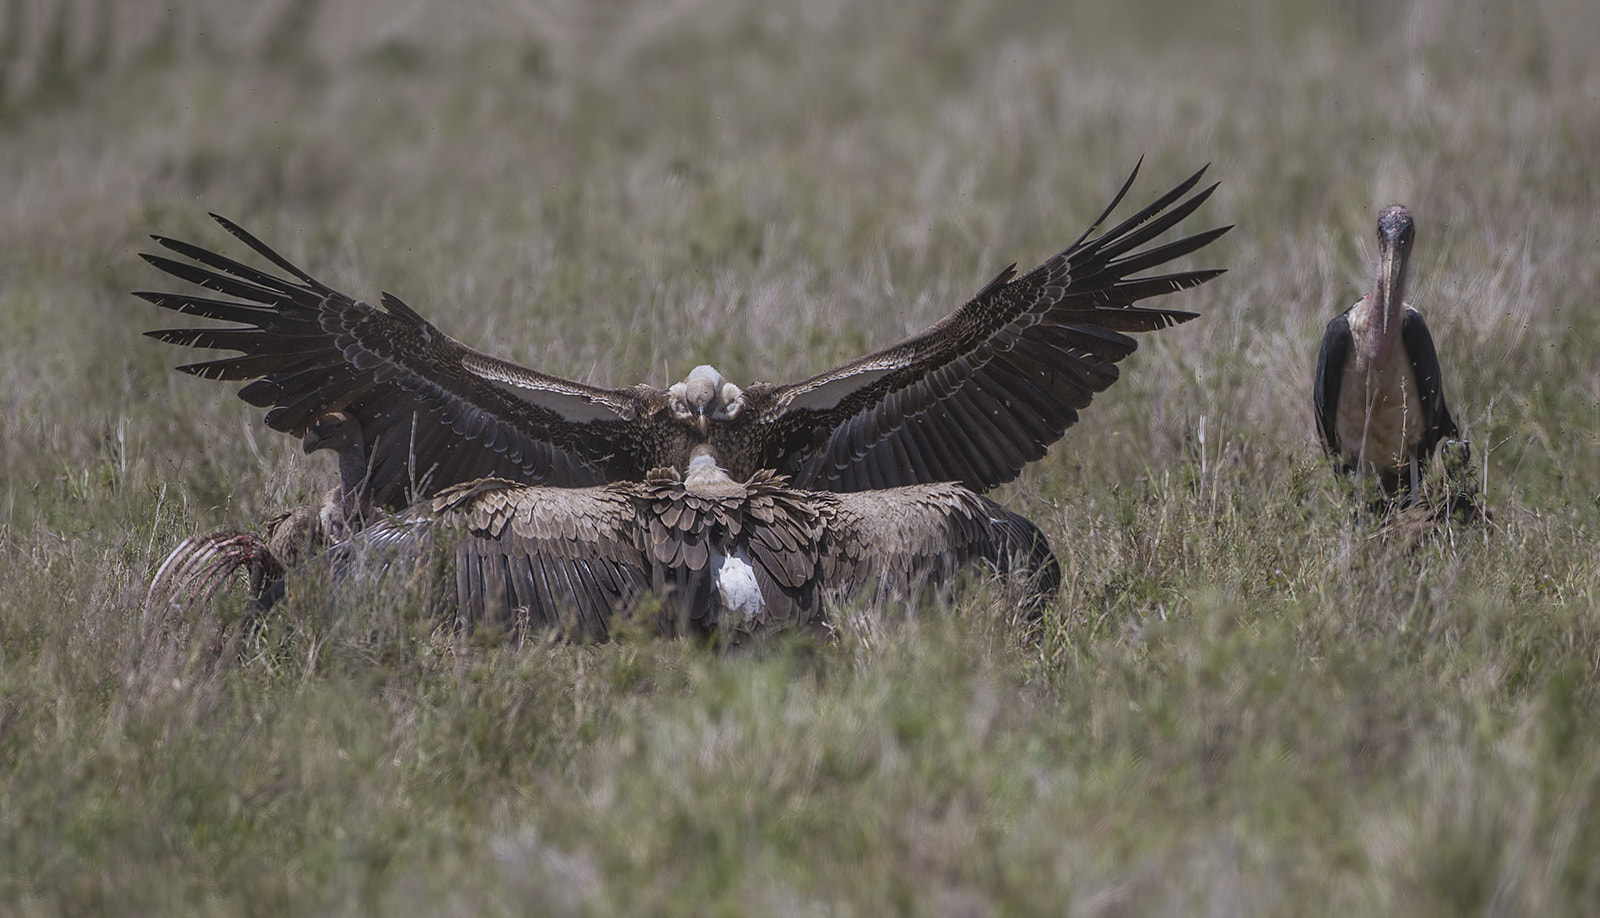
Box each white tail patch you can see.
[712,549,764,621]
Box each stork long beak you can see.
[1380,241,1407,319]
[1373,247,1401,360]
[1369,205,1413,363]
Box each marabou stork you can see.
[1314,205,1458,502]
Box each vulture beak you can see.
[681,365,722,436]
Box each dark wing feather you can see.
[733,477,825,633]
[977,497,1062,604]
[753,164,1229,493]
[136,215,658,509]
[1313,311,1352,459]
[1399,307,1458,460]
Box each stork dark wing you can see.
[818,484,1060,605]
[135,215,657,509]
[1399,307,1458,460]
[1313,310,1352,459]
[748,162,1229,493]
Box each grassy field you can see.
[3,0,1599,913]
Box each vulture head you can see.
[301,411,361,456]
[669,365,744,433]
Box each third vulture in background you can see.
[133,162,1228,508]
[1314,205,1459,501]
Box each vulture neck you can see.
[302,413,371,533]
[683,447,743,497]
[334,439,372,524]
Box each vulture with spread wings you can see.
[135,163,1227,508]
[145,446,1060,644]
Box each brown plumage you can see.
[134,162,1227,509]
[358,452,1059,640]
[147,454,1060,643]
[815,481,1059,607]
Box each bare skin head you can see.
[669,365,745,433]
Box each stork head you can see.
[1366,204,1415,362]
[669,365,745,433]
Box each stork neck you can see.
[1364,271,1406,365]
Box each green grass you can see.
[4,0,1600,913]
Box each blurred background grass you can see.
[2,0,1598,914]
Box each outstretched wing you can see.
[423,479,651,639]
[135,215,658,509]
[818,484,1060,605]
[750,162,1229,492]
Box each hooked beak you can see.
[302,426,336,454]
[696,408,708,436]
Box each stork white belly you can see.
[1333,350,1424,473]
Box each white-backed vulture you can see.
[1314,205,1459,501]
[133,163,1227,509]
[147,452,1061,642]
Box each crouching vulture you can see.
[145,445,1060,643]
